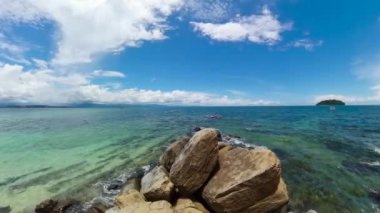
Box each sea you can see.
[0,106,379,212]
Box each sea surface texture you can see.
[0,106,379,212]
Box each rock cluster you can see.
[112,128,289,213]
[35,128,289,213]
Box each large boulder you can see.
[159,136,190,171]
[202,147,281,213]
[239,178,289,213]
[115,189,146,209]
[141,166,174,201]
[170,128,220,195]
[115,190,173,213]
[119,200,173,213]
[173,198,210,213]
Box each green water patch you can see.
[8,161,88,192]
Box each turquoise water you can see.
[0,106,379,212]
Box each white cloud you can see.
[191,7,291,44]
[0,0,184,65]
[92,70,126,78]
[289,38,323,51]
[183,0,232,22]
[0,33,31,65]
[0,63,276,106]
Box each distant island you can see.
[316,99,346,106]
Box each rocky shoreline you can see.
[35,128,290,213]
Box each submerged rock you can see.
[0,206,11,213]
[159,136,190,171]
[342,160,380,174]
[170,128,219,195]
[202,147,282,212]
[141,166,174,202]
[107,180,124,191]
[369,189,380,203]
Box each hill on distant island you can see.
[316,99,346,106]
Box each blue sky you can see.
[0,0,380,105]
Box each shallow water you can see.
[0,106,379,212]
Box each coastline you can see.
[35,128,291,213]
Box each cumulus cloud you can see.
[92,70,126,78]
[183,0,232,21]
[191,7,291,44]
[0,63,276,106]
[289,38,323,51]
[0,0,184,65]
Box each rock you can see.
[35,199,81,213]
[115,189,146,209]
[193,127,202,132]
[35,199,57,213]
[119,200,173,213]
[202,147,281,213]
[239,178,289,213]
[141,166,174,201]
[120,178,141,195]
[173,198,210,213]
[218,143,232,156]
[107,180,124,191]
[86,199,110,213]
[306,210,318,213]
[170,128,220,195]
[159,137,190,171]
[369,189,380,203]
[217,142,229,150]
[104,207,118,213]
[0,206,11,213]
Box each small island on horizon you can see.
[316,99,346,106]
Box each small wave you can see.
[361,161,380,166]
[373,146,380,155]
[222,134,259,149]
[84,163,154,210]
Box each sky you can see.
[0,0,380,106]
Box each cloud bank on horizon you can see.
[0,0,379,105]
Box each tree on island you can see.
[316,99,346,106]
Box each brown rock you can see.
[218,143,232,156]
[115,189,146,209]
[160,136,190,171]
[35,199,81,213]
[170,128,219,195]
[119,200,173,213]
[239,178,289,213]
[202,147,281,213]
[173,198,210,213]
[141,166,174,201]
[86,200,110,213]
[120,178,141,195]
